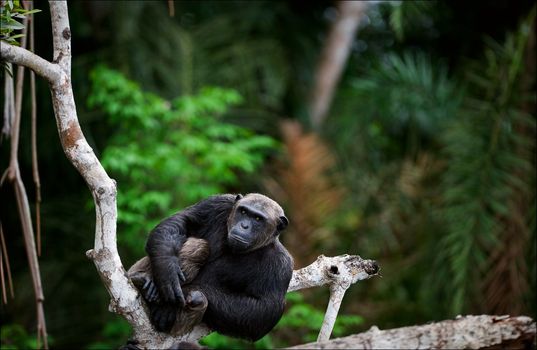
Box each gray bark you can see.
[289,315,536,350]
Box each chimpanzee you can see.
[127,193,293,341]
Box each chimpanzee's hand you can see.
[141,277,160,303]
[153,257,186,307]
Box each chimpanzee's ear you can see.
[277,216,289,231]
[235,194,243,202]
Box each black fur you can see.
[144,193,293,341]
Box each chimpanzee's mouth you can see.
[228,232,250,251]
[228,233,248,245]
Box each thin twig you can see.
[168,0,175,17]
[0,234,5,304]
[8,24,28,182]
[14,176,48,349]
[29,1,42,256]
[5,3,49,347]
[1,65,15,185]
[0,223,15,300]
[2,64,15,141]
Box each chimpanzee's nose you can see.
[241,221,249,229]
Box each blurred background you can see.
[1,1,535,349]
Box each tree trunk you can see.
[309,1,367,129]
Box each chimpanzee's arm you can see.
[146,212,191,306]
[145,195,236,306]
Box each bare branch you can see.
[0,224,15,302]
[9,16,28,180]
[289,315,537,349]
[14,172,48,348]
[0,43,61,83]
[288,254,379,342]
[43,1,152,336]
[29,1,42,256]
[2,64,15,140]
[0,238,5,304]
[288,254,378,291]
[168,0,175,17]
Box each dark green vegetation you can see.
[1,1,535,349]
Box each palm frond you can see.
[436,10,536,315]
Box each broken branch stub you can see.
[288,254,379,292]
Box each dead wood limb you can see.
[288,315,536,350]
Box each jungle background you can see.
[0,1,535,349]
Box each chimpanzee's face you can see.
[227,194,288,253]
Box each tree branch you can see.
[288,254,379,342]
[42,1,155,339]
[288,315,536,349]
[0,43,61,83]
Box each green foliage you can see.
[277,292,363,343]
[0,0,40,45]
[200,292,363,349]
[88,66,279,254]
[350,52,461,154]
[94,1,321,132]
[434,13,536,314]
[0,324,52,350]
[327,51,461,244]
[190,3,291,112]
[388,1,435,42]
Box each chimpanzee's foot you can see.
[186,290,208,310]
[170,289,208,335]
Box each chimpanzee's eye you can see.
[241,210,246,215]
[255,216,260,221]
